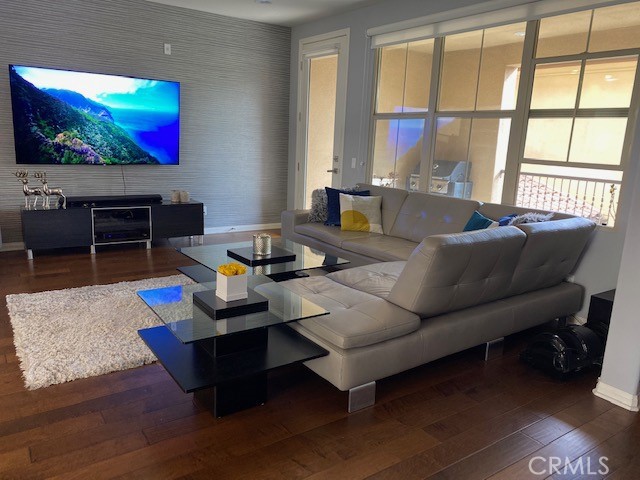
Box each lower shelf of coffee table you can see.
[138,323,328,393]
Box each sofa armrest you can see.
[281,209,311,239]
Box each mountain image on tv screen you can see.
[8,65,180,165]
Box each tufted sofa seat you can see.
[282,183,577,266]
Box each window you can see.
[371,40,433,189]
[369,1,640,226]
[434,23,525,202]
[521,5,640,225]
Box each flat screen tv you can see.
[8,65,180,165]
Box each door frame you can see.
[295,28,350,209]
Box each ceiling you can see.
[145,0,382,27]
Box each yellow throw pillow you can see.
[339,193,383,233]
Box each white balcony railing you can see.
[517,172,620,226]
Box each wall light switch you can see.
[164,43,172,55]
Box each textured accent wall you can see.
[0,0,290,243]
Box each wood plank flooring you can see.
[0,233,638,479]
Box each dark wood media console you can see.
[21,195,204,259]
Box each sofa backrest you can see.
[508,217,596,296]
[356,183,409,235]
[387,226,527,317]
[388,191,481,242]
[479,202,575,221]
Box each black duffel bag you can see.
[520,325,604,378]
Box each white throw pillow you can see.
[339,193,383,233]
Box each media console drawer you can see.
[152,203,204,239]
[22,208,92,250]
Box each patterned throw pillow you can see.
[508,212,554,225]
[339,193,383,233]
[308,188,328,223]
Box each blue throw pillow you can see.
[498,213,518,226]
[325,187,370,226]
[463,211,494,232]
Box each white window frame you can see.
[367,0,640,227]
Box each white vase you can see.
[216,272,248,302]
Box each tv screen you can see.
[8,65,180,165]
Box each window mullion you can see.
[585,9,595,55]
[529,108,630,118]
[373,112,428,120]
[534,48,640,65]
[433,110,516,118]
[618,50,640,173]
[366,49,382,184]
[566,58,587,163]
[502,19,538,205]
[523,158,625,171]
[400,44,409,113]
[422,36,444,194]
[473,30,486,111]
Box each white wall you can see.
[595,159,640,407]
[288,0,640,317]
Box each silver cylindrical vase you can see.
[253,233,272,255]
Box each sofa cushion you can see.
[389,192,481,242]
[478,202,575,221]
[508,217,596,296]
[356,184,409,235]
[339,194,383,233]
[327,261,406,298]
[272,275,378,310]
[387,226,527,317]
[265,276,421,349]
[463,210,495,231]
[325,187,370,226]
[341,235,418,261]
[308,188,328,223]
[298,298,421,349]
[294,222,379,248]
[507,212,554,225]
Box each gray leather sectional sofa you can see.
[268,184,596,410]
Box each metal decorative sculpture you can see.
[34,171,66,209]
[14,170,43,209]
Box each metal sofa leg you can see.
[484,337,504,361]
[348,381,376,413]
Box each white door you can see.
[296,30,349,209]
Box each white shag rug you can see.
[6,274,194,390]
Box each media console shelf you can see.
[21,195,204,259]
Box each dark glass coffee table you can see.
[137,239,348,417]
[176,238,349,283]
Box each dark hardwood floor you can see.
[0,232,638,479]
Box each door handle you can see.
[326,168,338,173]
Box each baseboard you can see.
[204,223,281,235]
[0,241,25,252]
[0,225,283,252]
[593,380,640,412]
